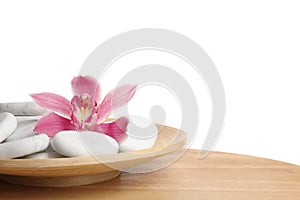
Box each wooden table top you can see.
[0,149,299,200]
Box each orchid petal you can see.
[93,117,129,143]
[97,85,137,123]
[71,95,96,130]
[34,112,76,137]
[71,76,101,104]
[30,93,71,118]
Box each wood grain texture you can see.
[0,171,121,187]
[0,149,299,200]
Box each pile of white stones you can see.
[0,103,158,159]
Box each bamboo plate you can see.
[0,125,186,187]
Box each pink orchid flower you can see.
[30,75,137,143]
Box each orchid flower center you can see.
[71,93,97,130]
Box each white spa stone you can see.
[119,117,158,152]
[0,112,18,143]
[0,102,48,116]
[0,134,50,159]
[24,151,64,159]
[51,131,119,157]
[16,115,42,122]
[5,120,36,142]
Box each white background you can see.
[0,1,299,165]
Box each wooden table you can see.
[0,149,299,199]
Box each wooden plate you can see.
[0,125,186,187]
